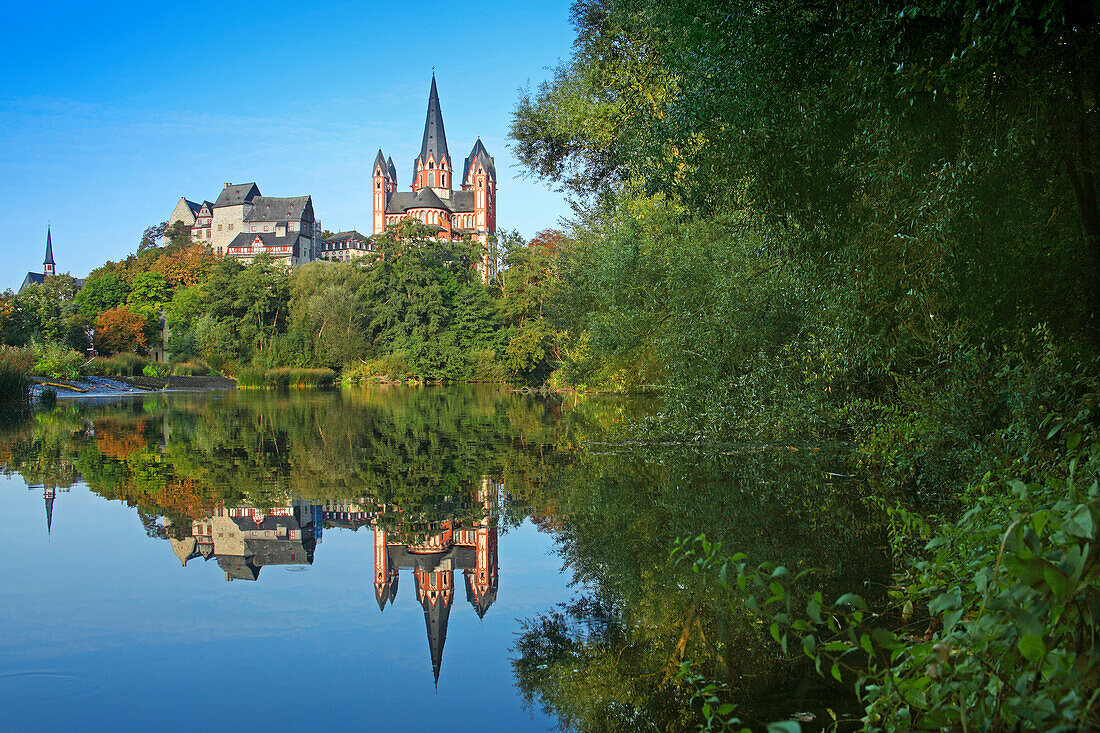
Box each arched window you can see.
[441,173,446,187]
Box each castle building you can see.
[167,183,322,265]
[372,76,498,275]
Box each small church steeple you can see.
[44,487,55,534]
[43,227,55,277]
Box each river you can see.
[0,387,889,732]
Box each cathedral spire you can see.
[415,74,451,182]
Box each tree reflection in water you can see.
[0,388,888,728]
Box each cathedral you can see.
[371,76,498,254]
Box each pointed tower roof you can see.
[463,138,497,184]
[373,149,390,180]
[44,227,55,266]
[44,491,54,534]
[422,591,452,684]
[417,75,451,171]
[387,157,397,183]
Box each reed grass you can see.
[236,367,337,389]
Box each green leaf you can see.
[766,723,802,733]
[1017,634,1045,662]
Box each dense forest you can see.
[503,0,1100,730]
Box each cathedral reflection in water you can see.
[36,477,503,683]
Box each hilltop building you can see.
[317,231,375,262]
[20,228,83,293]
[371,76,498,277]
[167,183,321,265]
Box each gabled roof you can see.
[226,231,304,254]
[185,199,202,218]
[463,138,496,183]
[20,272,46,292]
[417,75,451,174]
[322,230,366,243]
[244,196,313,223]
[214,182,261,208]
[44,227,54,265]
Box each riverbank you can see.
[29,374,236,398]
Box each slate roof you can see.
[373,149,391,180]
[227,231,305,255]
[386,187,452,214]
[20,272,45,291]
[213,182,260,208]
[387,157,397,182]
[449,190,476,213]
[44,227,55,265]
[463,138,497,183]
[322,230,367,244]
[244,196,313,223]
[416,75,452,176]
[185,199,202,218]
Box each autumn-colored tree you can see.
[94,306,147,355]
[151,243,217,288]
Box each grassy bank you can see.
[236,367,337,389]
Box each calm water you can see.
[0,387,889,732]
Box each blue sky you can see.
[0,0,576,290]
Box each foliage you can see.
[94,306,147,355]
[142,363,170,378]
[236,367,337,389]
[675,412,1100,730]
[88,353,148,377]
[170,361,210,377]
[32,342,85,381]
[0,346,36,402]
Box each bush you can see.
[344,353,412,384]
[170,361,211,377]
[0,346,36,402]
[32,343,85,381]
[142,363,170,378]
[87,353,148,377]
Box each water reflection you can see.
[0,388,888,731]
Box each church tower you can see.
[371,150,397,236]
[412,74,453,199]
[373,523,399,610]
[43,227,55,277]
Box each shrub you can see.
[87,353,148,377]
[468,348,507,383]
[344,353,412,384]
[32,343,85,381]
[142,363,170,378]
